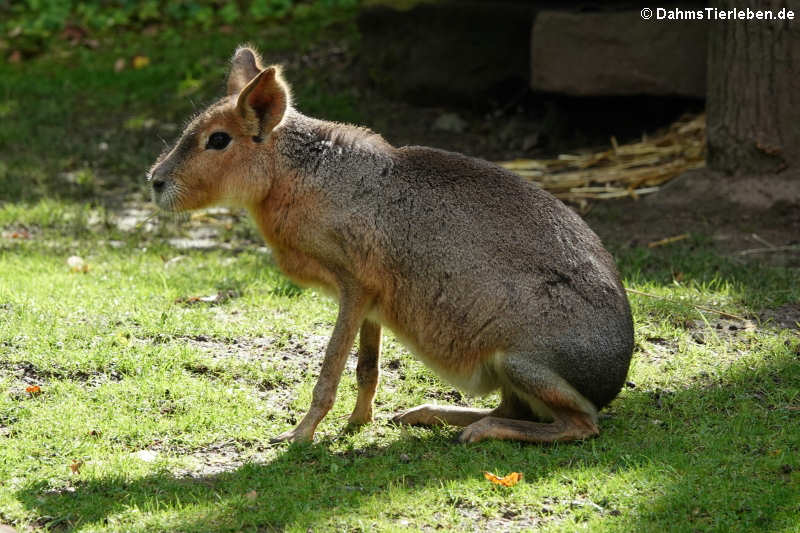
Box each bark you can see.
[706,0,800,174]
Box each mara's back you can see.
[368,146,633,406]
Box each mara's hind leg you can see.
[392,387,530,427]
[347,320,381,426]
[459,353,599,444]
[392,404,493,427]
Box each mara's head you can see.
[147,46,290,211]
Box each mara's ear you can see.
[227,46,264,96]
[236,66,290,139]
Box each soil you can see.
[586,167,800,258]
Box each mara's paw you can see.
[458,418,496,444]
[343,418,372,435]
[269,426,314,444]
[391,404,438,426]
[346,407,374,428]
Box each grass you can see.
[1,10,799,533]
[0,7,362,203]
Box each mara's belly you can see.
[367,306,504,396]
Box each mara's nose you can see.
[152,179,166,193]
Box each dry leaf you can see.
[132,55,150,69]
[114,58,126,72]
[60,25,87,44]
[25,385,41,395]
[245,490,258,501]
[3,229,31,239]
[69,459,84,474]
[484,471,523,487]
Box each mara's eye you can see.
[206,131,231,150]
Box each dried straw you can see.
[498,113,706,209]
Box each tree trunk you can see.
[706,0,800,174]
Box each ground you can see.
[0,9,798,533]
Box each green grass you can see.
[0,7,362,203]
[1,208,798,532]
[1,12,799,533]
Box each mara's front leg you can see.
[271,287,370,443]
[347,320,381,427]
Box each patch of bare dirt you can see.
[757,303,800,331]
[127,438,274,479]
[181,332,330,375]
[440,495,615,532]
[0,360,123,399]
[685,318,760,345]
[586,167,800,265]
[170,441,274,478]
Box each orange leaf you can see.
[484,471,523,487]
[132,55,150,69]
[25,385,41,395]
[69,460,84,474]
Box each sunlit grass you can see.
[0,203,798,532]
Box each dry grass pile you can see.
[499,113,706,209]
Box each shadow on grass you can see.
[613,240,800,311]
[15,349,799,531]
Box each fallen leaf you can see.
[2,229,31,239]
[7,50,22,63]
[484,471,523,487]
[69,459,84,474]
[60,25,87,44]
[25,385,41,395]
[245,490,258,501]
[114,57,126,72]
[132,55,150,69]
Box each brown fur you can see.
[147,46,634,444]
